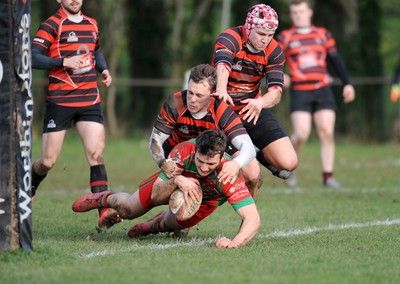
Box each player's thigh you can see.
[40,130,67,162]
[76,121,106,152]
[313,109,336,137]
[241,158,261,182]
[261,136,298,170]
[291,111,312,139]
[75,103,106,152]
[244,108,287,151]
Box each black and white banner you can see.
[0,0,32,252]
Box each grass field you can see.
[1,135,399,284]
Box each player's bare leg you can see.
[128,209,184,238]
[290,111,312,154]
[31,130,67,196]
[72,190,151,228]
[261,136,298,172]
[76,121,120,226]
[106,191,151,219]
[76,121,106,167]
[287,111,312,187]
[314,109,340,188]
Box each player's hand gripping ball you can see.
[169,187,202,221]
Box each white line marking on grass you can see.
[80,218,400,259]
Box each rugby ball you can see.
[169,187,202,221]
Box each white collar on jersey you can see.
[296,27,312,34]
[191,111,208,119]
[68,15,83,23]
[246,41,262,54]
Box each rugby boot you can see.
[72,190,113,212]
[98,208,123,228]
[285,172,297,188]
[128,210,165,238]
[324,177,342,189]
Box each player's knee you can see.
[292,132,308,144]
[88,149,105,164]
[283,155,298,172]
[244,172,260,190]
[115,202,134,219]
[40,157,57,170]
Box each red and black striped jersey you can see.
[32,8,101,107]
[212,26,285,114]
[277,25,337,91]
[154,90,248,156]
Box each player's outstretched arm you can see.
[214,64,234,105]
[215,204,260,248]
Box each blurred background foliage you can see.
[30,0,400,142]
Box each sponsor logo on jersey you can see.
[179,125,189,134]
[67,31,78,42]
[232,60,243,71]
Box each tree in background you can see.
[30,0,396,142]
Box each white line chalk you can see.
[80,218,400,259]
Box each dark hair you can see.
[188,64,217,92]
[290,0,313,8]
[195,129,227,158]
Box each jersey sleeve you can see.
[32,19,57,54]
[265,39,285,88]
[222,179,254,211]
[214,99,248,141]
[153,93,180,135]
[212,27,242,71]
[31,19,64,69]
[322,28,338,55]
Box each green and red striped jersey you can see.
[159,139,254,211]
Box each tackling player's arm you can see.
[149,128,183,178]
[239,42,284,124]
[214,64,234,105]
[218,134,256,184]
[215,203,260,248]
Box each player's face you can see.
[290,3,313,28]
[248,29,275,51]
[58,0,83,16]
[195,151,222,177]
[186,80,212,114]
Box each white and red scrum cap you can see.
[245,4,279,37]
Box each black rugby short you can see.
[242,108,287,151]
[42,102,104,133]
[290,86,337,113]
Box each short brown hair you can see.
[189,64,217,92]
[195,129,227,158]
[290,0,314,9]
